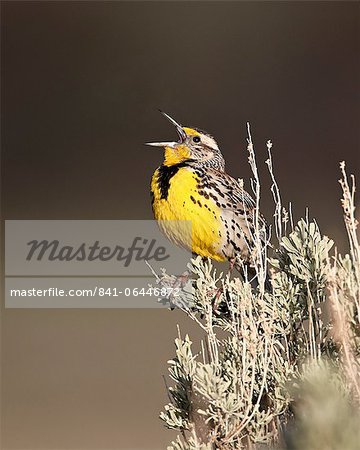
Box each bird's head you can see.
[146,111,225,170]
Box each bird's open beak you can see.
[145,111,186,148]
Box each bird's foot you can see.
[228,258,236,274]
[210,286,224,314]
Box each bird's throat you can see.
[163,144,191,166]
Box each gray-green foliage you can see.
[157,163,359,449]
[285,360,360,450]
[271,219,334,360]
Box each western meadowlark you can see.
[147,111,269,283]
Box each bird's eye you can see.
[192,136,201,143]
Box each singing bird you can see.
[147,112,268,282]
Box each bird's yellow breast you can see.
[151,166,226,261]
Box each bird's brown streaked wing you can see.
[204,169,269,243]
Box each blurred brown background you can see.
[1,1,359,449]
